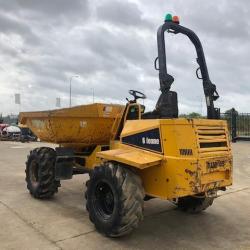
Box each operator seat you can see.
[142,91,178,119]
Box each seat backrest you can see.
[155,91,178,118]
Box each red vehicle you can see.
[0,124,9,133]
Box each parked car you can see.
[19,126,37,142]
[1,125,21,140]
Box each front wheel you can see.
[85,162,144,237]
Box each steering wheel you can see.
[129,90,146,101]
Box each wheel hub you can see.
[94,181,115,218]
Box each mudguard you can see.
[97,148,163,169]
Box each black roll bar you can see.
[157,21,220,119]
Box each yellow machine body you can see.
[20,103,232,200]
[98,119,232,199]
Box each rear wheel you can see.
[25,147,60,199]
[177,195,214,213]
[85,162,144,237]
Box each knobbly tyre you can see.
[20,14,232,237]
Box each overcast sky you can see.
[0,0,249,115]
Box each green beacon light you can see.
[164,13,172,22]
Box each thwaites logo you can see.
[122,128,162,152]
[206,160,226,168]
[142,137,160,145]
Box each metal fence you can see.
[221,110,250,142]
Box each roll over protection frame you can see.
[157,21,220,119]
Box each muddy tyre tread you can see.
[85,162,144,237]
[25,147,60,199]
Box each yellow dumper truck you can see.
[19,14,232,237]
